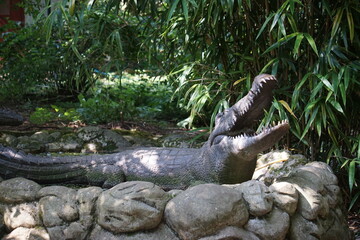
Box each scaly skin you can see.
[0,74,289,189]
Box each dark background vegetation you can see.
[0,0,359,211]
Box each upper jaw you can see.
[209,74,278,145]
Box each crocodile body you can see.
[0,74,289,189]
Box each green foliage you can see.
[0,0,142,100]
[28,73,180,124]
[29,105,81,124]
[77,73,180,123]
[29,108,56,125]
[0,22,59,101]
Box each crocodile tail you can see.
[0,144,89,184]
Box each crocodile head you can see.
[204,74,290,183]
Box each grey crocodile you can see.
[0,74,289,189]
[0,109,24,126]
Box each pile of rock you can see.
[0,157,352,240]
[0,127,132,154]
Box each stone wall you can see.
[0,158,352,239]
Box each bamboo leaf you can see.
[316,117,322,137]
[270,12,281,31]
[256,13,275,40]
[270,0,289,31]
[263,33,298,55]
[181,0,189,23]
[331,8,344,38]
[339,83,347,106]
[300,106,319,140]
[279,100,297,119]
[69,0,76,16]
[304,33,318,56]
[305,98,321,112]
[327,127,338,146]
[310,81,323,100]
[349,160,355,192]
[278,14,287,36]
[330,99,344,114]
[233,77,247,86]
[325,105,338,128]
[167,0,181,23]
[346,9,355,42]
[286,13,298,32]
[293,32,304,58]
[349,191,360,211]
[318,75,334,92]
[71,44,85,62]
[260,58,279,73]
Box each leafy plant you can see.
[29,105,81,124]
[29,108,56,125]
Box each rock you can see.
[81,142,100,153]
[198,226,260,240]
[97,181,167,233]
[38,186,78,227]
[46,142,63,152]
[293,161,338,185]
[165,183,249,240]
[102,129,132,149]
[16,136,44,153]
[45,187,105,240]
[160,132,205,148]
[77,186,103,227]
[161,133,192,148]
[0,211,4,237]
[2,227,50,240]
[49,132,62,141]
[326,184,342,208]
[289,213,322,240]
[244,208,290,240]
[269,182,298,215]
[47,223,88,240]
[282,168,328,220]
[233,180,273,216]
[30,131,51,144]
[0,178,41,203]
[60,133,83,152]
[77,126,103,141]
[89,223,179,240]
[123,134,158,147]
[39,185,100,240]
[3,202,40,230]
[77,126,131,151]
[253,150,308,185]
[167,189,183,198]
[0,133,18,147]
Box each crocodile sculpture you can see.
[0,74,289,189]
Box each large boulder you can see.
[231,180,273,216]
[97,181,168,233]
[3,202,41,231]
[38,186,78,228]
[0,178,41,204]
[165,183,249,240]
